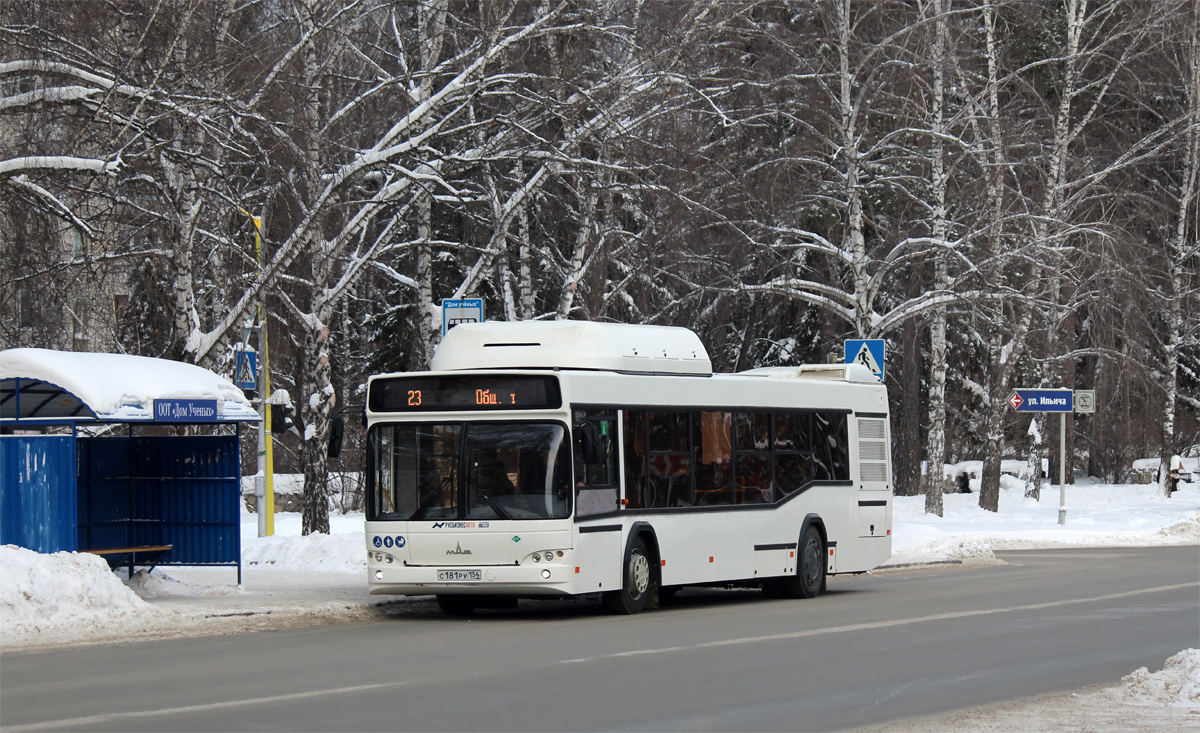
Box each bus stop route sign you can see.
[442,298,484,337]
[1008,389,1073,412]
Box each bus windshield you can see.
[370,422,572,521]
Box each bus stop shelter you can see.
[0,348,259,582]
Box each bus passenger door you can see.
[572,410,624,590]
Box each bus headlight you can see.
[544,552,553,561]
[374,570,383,580]
[532,554,540,563]
[541,569,551,579]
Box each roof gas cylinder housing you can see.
[430,321,713,376]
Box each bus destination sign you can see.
[369,375,561,413]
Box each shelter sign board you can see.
[154,399,219,422]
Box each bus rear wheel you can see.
[437,595,477,616]
[604,536,653,614]
[776,525,825,599]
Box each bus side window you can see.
[813,412,850,482]
[694,411,734,506]
[648,411,691,507]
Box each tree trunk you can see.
[922,0,949,517]
[893,318,923,496]
[1024,414,1043,501]
[1160,8,1198,497]
[300,326,334,534]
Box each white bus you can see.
[364,321,892,615]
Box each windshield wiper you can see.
[478,493,512,520]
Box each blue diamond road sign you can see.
[1008,389,1073,412]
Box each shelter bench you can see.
[83,544,173,576]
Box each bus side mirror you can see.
[328,416,345,459]
[579,422,603,464]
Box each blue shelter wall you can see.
[77,435,240,565]
[0,435,78,553]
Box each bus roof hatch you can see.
[431,321,713,376]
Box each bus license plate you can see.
[438,569,481,581]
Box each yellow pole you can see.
[243,210,275,536]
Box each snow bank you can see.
[1112,649,1200,707]
[242,531,367,573]
[888,478,1200,564]
[0,544,166,645]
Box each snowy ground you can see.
[2,475,1198,729]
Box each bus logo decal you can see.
[447,543,472,555]
[432,521,477,529]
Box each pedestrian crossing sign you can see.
[234,349,258,390]
[844,339,885,381]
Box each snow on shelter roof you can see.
[0,348,258,423]
[430,321,713,376]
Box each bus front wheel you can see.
[604,536,653,614]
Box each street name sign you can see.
[1008,389,1073,412]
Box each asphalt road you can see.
[2,547,1197,732]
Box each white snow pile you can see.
[241,530,366,573]
[0,545,168,645]
[884,475,1200,567]
[1111,649,1200,707]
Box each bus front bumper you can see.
[368,563,579,597]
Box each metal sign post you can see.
[1009,389,1073,525]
